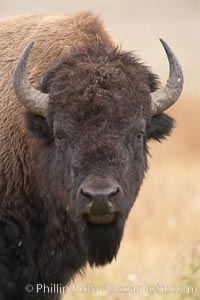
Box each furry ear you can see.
[146,113,175,141]
[24,112,53,141]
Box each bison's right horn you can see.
[13,42,49,117]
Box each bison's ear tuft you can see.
[24,112,53,141]
[146,113,175,142]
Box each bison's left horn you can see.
[151,39,184,116]
[13,42,49,117]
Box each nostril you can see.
[108,187,120,198]
[80,189,93,201]
[80,185,121,201]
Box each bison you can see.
[0,11,183,300]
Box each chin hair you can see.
[87,216,125,267]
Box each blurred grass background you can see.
[0,1,199,299]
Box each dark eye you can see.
[55,131,66,141]
[136,131,144,140]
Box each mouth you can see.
[85,213,116,224]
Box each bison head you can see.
[13,40,183,266]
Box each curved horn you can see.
[151,39,184,116]
[13,42,49,117]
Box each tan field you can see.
[0,0,199,299]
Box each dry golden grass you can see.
[63,97,200,300]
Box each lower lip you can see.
[85,213,116,224]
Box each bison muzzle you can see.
[78,177,122,224]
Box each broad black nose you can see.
[82,184,119,200]
[77,177,123,224]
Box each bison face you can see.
[25,49,174,266]
[14,42,182,266]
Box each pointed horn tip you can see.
[159,38,165,44]
[27,41,34,50]
[28,41,34,47]
[159,38,172,53]
[21,41,35,56]
[159,38,170,48]
[159,38,184,81]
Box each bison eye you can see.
[55,131,66,141]
[136,131,144,140]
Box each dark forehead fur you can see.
[39,44,160,124]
